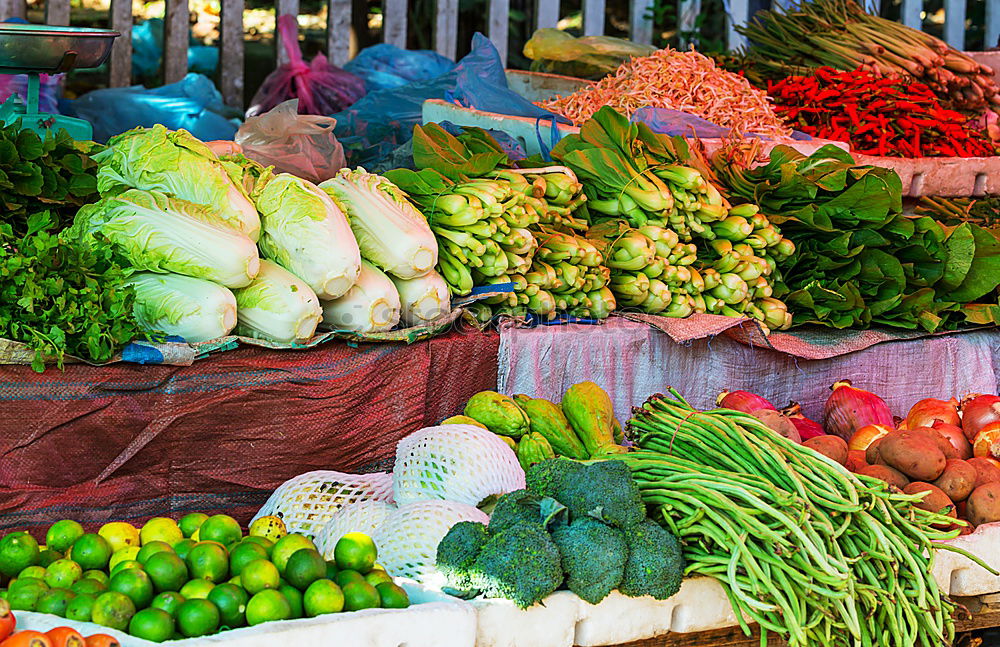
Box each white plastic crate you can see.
[932,521,1000,597]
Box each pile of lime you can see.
[0,514,409,643]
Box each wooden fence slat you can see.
[726,0,748,51]
[326,0,351,66]
[488,0,510,64]
[163,0,190,83]
[275,0,300,65]
[678,0,701,47]
[0,0,25,20]
[582,0,604,36]
[943,0,966,49]
[109,0,133,87]
[433,0,458,59]
[220,0,244,108]
[900,0,922,30]
[536,0,559,30]
[45,0,71,26]
[383,0,407,47]
[630,0,654,45]
[862,0,880,13]
[986,0,1000,49]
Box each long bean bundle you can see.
[618,389,964,647]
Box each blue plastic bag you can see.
[631,106,813,141]
[68,73,239,142]
[334,33,566,167]
[131,19,219,80]
[344,44,455,92]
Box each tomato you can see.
[82,636,119,647]
[0,630,52,647]
[44,628,84,647]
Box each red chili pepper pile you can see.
[768,67,997,158]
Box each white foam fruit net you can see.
[252,470,394,538]
[373,500,489,582]
[314,500,396,560]
[393,424,525,507]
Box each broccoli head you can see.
[550,517,627,604]
[488,490,541,535]
[470,521,564,609]
[525,457,583,499]
[619,520,685,600]
[552,460,645,529]
[437,521,489,592]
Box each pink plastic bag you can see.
[247,15,366,118]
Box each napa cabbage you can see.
[128,272,237,342]
[391,271,451,326]
[255,173,362,300]
[93,125,262,240]
[320,169,438,279]
[321,261,401,333]
[232,260,323,343]
[70,189,260,288]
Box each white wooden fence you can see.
[0,0,997,109]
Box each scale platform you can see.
[0,24,119,140]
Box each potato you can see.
[803,435,849,465]
[879,431,947,481]
[845,450,868,473]
[966,482,1000,527]
[858,464,910,491]
[865,438,884,465]
[967,457,1000,488]
[932,459,977,502]
[903,482,956,518]
[909,426,960,460]
[752,409,801,443]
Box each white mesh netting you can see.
[314,500,396,560]
[393,424,525,507]
[252,470,394,538]
[373,500,489,583]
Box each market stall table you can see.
[0,328,499,533]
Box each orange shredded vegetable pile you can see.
[539,48,792,138]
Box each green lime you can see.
[228,575,243,588]
[46,521,85,553]
[334,533,377,574]
[36,549,63,568]
[45,559,83,589]
[240,559,280,595]
[110,560,143,576]
[0,532,40,577]
[342,580,380,611]
[82,570,109,585]
[246,589,292,626]
[334,569,364,588]
[130,607,175,642]
[150,591,186,617]
[303,579,344,616]
[99,522,141,553]
[208,583,249,628]
[65,592,96,621]
[71,534,112,571]
[71,578,106,596]
[179,579,215,600]
[136,541,174,565]
[8,585,43,611]
[109,547,141,572]
[10,577,47,593]
[176,598,221,637]
[36,587,76,616]
[199,516,242,547]
[284,549,327,591]
[110,567,154,609]
[364,569,393,588]
[229,543,268,577]
[145,551,188,593]
[376,582,410,609]
[279,583,303,618]
[271,535,316,576]
[186,542,229,582]
[173,539,196,561]
[92,591,136,631]
[325,560,338,579]
[179,513,209,539]
[140,518,184,547]
[18,565,46,580]
[241,536,274,557]
[0,591,6,601]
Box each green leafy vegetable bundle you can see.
[715,144,1000,331]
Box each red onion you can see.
[931,421,973,460]
[961,394,1000,442]
[822,380,894,441]
[904,397,960,429]
[717,390,776,414]
[781,402,825,441]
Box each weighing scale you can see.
[0,24,119,140]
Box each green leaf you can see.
[938,223,976,292]
[949,225,1000,303]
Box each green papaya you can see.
[441,414,489,430]
[517,397,589,459]
[516,433,555,470]
[464,391,530,439]
[561,381,628,455]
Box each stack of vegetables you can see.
[715,143,1000,331]
[917,195,1000,230]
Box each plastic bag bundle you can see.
[236,99,346,184]
[344,44,455,92]
[314,500,395,559]
[373,501,489,582]
[524,28,656,80]
[253,470,394,537]
[247,15,366,118]
[393,424,525,507]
